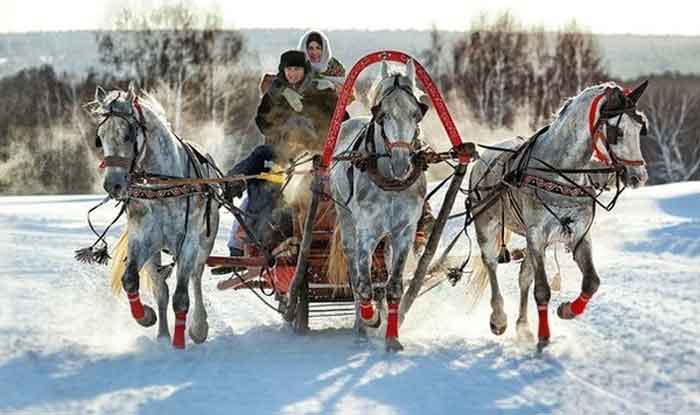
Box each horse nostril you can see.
[113,184,122,193]
[631,176,640,186]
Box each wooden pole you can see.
[283,156,323,323]
[399,162,468,323]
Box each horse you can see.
[92,83,220,349]
[330,60,429,352]
[466,81,649,351]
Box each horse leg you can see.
[527,233,551,351]
[355,231,380,329]
[558,235,599,319]
[335,213,366,339]
[171,247,194,350]
[188,260,209,344]
[385,228,414,352]
[144,252,170,341]
[123,236,157,328]
[516,256,535,342]
[475,219,507,335]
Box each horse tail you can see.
[464,229,512,311]
[327,226,350,297]
[109,230,152,296]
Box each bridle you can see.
[370,74,428,156]
[95,93,148,174]
[590,88,647,168]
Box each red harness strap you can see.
[588,94,611,165]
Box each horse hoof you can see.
[136,306,157,327]
[385,337,404,353]
[536,338,550,353]
[490,321,507,336]
[557,302,576,320]
[189,323,209,344]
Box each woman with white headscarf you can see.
[298,30,347,93]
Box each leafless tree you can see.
[641,84,700,183]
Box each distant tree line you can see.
[421,13,700,184]
[422,14,607,129]
[0,1,260,195]
[1,7,698,194]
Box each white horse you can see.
[330,61,429,352]
[92,83,220,349]
[467,81,649,351]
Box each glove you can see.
[223,180,245,202]
[281,87,304,112]
[314,78,335,91]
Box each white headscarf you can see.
[297,30,333,74]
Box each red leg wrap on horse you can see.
[173,311,187,349]
[360,301,374,321]
[386,302,399,338]
[570,293,591,315]
[127,291,144,320]
[537,305,550,340]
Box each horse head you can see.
[369,59,430,180]
[91,82,146,200]
[597,81,649,188]
[554,80,650,189]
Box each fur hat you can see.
[279,50,308,72]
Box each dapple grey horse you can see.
[330,60,429,352]
[93,83,220,349]
[467,81,649,351]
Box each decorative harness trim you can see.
[520,174,595,198]
[128,183,209,200]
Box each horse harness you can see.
[336,75,432,203]
[96,93,217,237]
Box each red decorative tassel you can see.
[537,304,550,340]
[127,291,144,320]
[386,302,399,338]
[570,293,591,315]
[360,301,374,321]
[173,311,187,349]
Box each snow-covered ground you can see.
[0,183,698,414]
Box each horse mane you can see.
[549,82,622,125]
[88,88,171,131]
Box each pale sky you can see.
[1,0,698,35]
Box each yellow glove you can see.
[257,171,286,184]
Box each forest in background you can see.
[0,4,698,194]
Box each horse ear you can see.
[126,81,137,100]
[405,59,416,86]
[380,61,390,79]
[95,86,106,103]
[627,80,649,104]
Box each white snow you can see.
[0,183,699,414]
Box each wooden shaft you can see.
[399,162,467,322]
[283,156,323,322]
